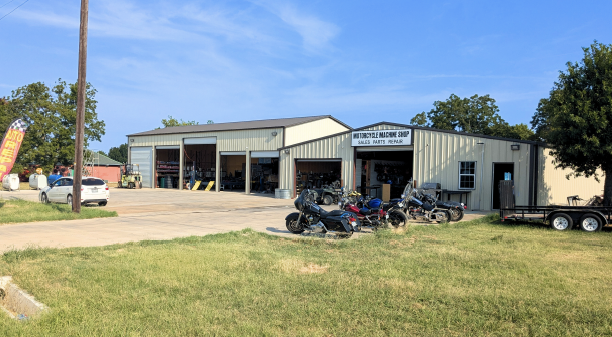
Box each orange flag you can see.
[0,119,28,181]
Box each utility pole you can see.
[72,0,89,213]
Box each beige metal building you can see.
[127,116,350,192]
[127,116,603,210]
[278,122,603,210]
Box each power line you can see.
[0,0,16,9]
[0,0,30,22]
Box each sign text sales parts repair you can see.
[351,129,412,147]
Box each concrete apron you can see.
[0,188,488,253]
[0,276,47,320]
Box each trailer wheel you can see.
[550,213,572,231]
[579,213,602,232]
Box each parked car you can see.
[39,177,109,206]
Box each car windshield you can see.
[82,178,105,186]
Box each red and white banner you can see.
[0,118,28,181]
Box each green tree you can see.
[158,115,199,128]
[531,41,612,205]
[107,143,128,163]
[0,80,105,174]
[411,93,535,140]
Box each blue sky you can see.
[1,0,611,151]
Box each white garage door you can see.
[130,147,153,188]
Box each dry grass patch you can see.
[298,263,329,274]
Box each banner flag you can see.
[0,118,28,182]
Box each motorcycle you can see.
[285,189,360,237]
[339,190,408,228]
[416,190,465,222]
[400,180,451,223]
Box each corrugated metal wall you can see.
[279,124,408,195]
[537,147,604,205]
[284,118,350,146]
[413,129,531,210]
[129,128,284,151]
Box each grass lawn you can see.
[1,215,611,336]
[0,199,117,225]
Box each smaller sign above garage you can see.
[351,129,412,147]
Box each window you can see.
[459,162,476,190]
[82,178,105,186]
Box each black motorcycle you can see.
[397,180,451,223]
[417,191,465,222]
[286,189,360,237]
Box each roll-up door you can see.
[220,151,246,156]
[251,151,280,158]
[184,137,216,145]
[130,147,153,188]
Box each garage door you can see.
[130,147,153,188]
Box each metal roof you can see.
[95,152,123,166]
[127,115,350,137]
[279,121,546,149]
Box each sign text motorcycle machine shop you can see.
[351,129,412,147]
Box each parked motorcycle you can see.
[416,191,465,222]
[401,180,451,223]
[339,190,408,228]
[286,189,360,237]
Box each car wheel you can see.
[98,201,107,206]
[323,195,333,205]
[67,195,73,207]
[579,213,602,232]
[550,213,572,231]
[41,193,49,204]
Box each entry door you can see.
[130,147,153,188]
[492,163,514,209]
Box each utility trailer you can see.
[500,205,612,232]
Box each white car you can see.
[39,176,110,206]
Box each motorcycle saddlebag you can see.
[324,215,352,233]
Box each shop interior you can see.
[182,144,216,190]
[356,150,413,199]
[155,148,180,189]
[249,157,279,193]
[220,155,247,191]
[295,160,342,196]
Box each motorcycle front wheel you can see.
[449,207,464,222]
[388,210,408,227]
[285,214,307,234]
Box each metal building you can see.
[127,117,604,210]
[126,116,350,192]
[278,122,603,210]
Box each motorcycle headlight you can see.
[401,194,405,198]
[398,202,404,208]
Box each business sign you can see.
[351,129,412,147]
[0,119,28,181]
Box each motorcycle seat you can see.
[359,208,372,215]
[319,209,345,219]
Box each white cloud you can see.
[250,0,339,54]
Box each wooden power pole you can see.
[72,0,89,213]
